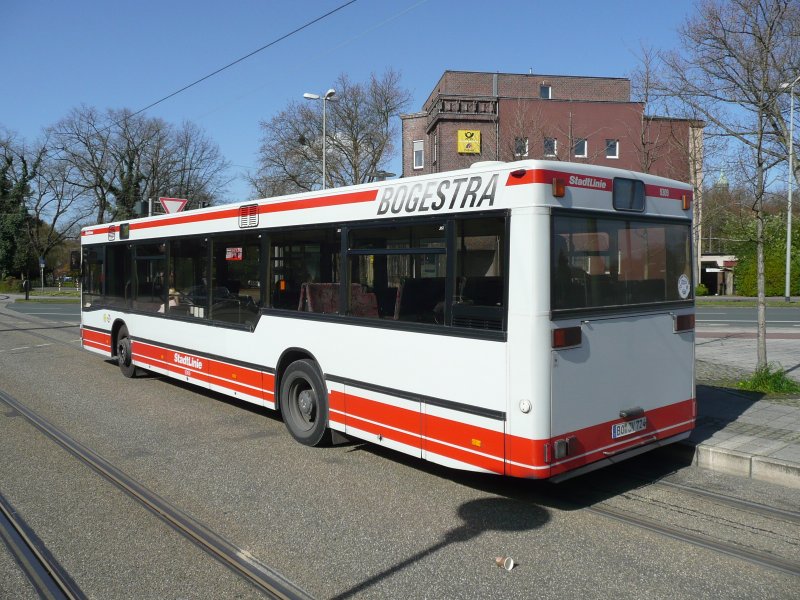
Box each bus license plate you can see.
[611,417,647,439]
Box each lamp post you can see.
[365,170,396,182]
[303,88,336,190]
[781,75,800,302]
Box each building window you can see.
[574,138,588,158]
[514,137,529,157]
[540,85,552,99]
[544,137,557,157]
[413,140,424,170]
[605,139,619,159]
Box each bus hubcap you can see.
[298,390,315,419]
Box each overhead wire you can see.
[40,0,360,159]
[125,0,360,121]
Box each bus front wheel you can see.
[280,359,330,446]
[117,325,137,378]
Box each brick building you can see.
[401,70,702,186]
[400,70,705,279]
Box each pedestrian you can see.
[22,276,31,301]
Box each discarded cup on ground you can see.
[495,556,514,571]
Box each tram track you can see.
[0,493,85,600]
[3,304,799,585]
[649,478,800,525]
[0,388,313,600]
[562,467,800,577]
[587,503,800,577]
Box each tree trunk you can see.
[756,206,767,369]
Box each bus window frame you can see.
[259,211,510,341]
[83,211,510,341]
[550,208,693,320]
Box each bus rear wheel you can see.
[280,359,330,446]
[116,325,137,378]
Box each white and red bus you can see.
[80,159,695,480]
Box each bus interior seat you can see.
[350,286,379,317]
[298,282,340,313]
[394,277,445,322]
[460,276,503,306]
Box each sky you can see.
[2,0,697,204]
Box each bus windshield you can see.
[551,212,692,312]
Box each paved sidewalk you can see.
[690,325,800,489]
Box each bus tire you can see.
[280,359,330,446]
[117,325,137,378]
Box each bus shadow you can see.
[349,439,697,513]
[690,383,765,446]
[328,495,550,600]
[118,362,702,509]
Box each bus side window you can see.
[210,233,262,326]
[452,216,507,330]
[269,227,340,311]
[348,222,446,323]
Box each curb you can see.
[677,439,800,490]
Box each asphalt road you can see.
[0,303,798,599]
[5,299,799,329]
[696,305,800,329]
[4,301,80,323]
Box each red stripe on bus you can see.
[345,392,422,437]
[132,341,274,401]
[338,389,505,470]
[425,439,504,474]
[506,169,612,191]
[260,189,378,214]
[82,328,111,346]
[543,398,695,478]
[506,169,690,202]
[345,413,423,450]
[81,189,379,237]
[645,184,692,203]
[424,412,504,461]
[83,340,111,354]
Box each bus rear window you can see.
[551,214,692,312]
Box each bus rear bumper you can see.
[548,430,691,483]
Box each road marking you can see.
[16,312,78,316]
[696,319,800,324]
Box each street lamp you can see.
[303,88,336,190]
[366,170,396,182]
[781,75,800,302]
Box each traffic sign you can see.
[159,197,188,214]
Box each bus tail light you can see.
[674,314,695,332]
[552,177,566,198]
[682,193,691,211]
[552,326,581,349]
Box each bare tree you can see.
[661,0,800,370]
[48,107,230,221]
[24,144,94,263]
[250,69,411,197]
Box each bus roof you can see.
[81,160,692,245]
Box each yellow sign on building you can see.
[458,130,481,154]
